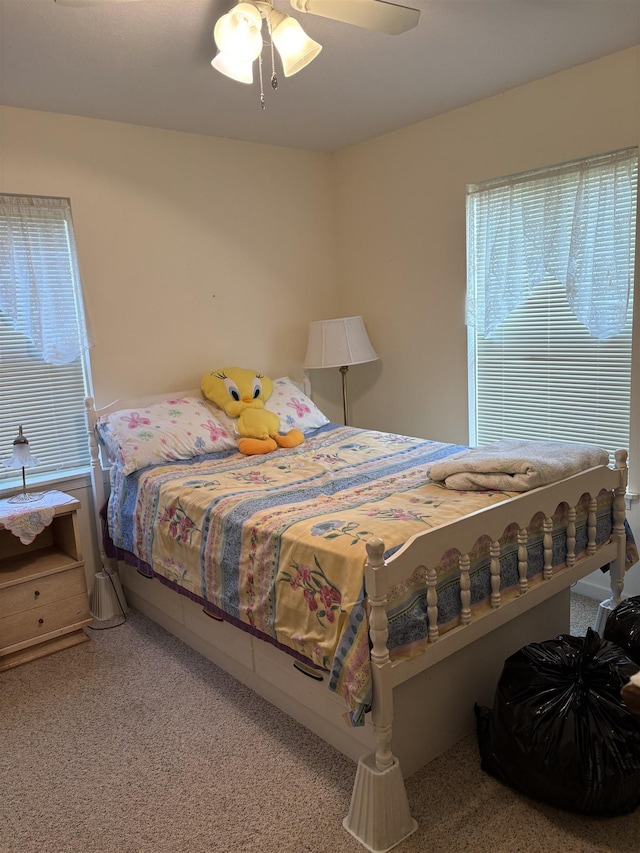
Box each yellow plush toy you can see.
[201,367,304,456]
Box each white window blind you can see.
[467,149,638,460]
[0,196,92,485]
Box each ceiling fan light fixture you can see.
[214,2,263,62]
[269,10,322,77]
[211,51,254,84]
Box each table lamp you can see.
[2,426,43,503]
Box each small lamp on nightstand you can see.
[2,426,44,504]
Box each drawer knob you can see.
[38,618,44,625]
[34,590,40,598]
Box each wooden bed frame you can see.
[86,390,629,853]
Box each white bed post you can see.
[343,538,417,853]
[594,449,628,635]
[85,397,128,620]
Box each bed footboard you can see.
[345,452,629,852]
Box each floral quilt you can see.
[106,424,624,724]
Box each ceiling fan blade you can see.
[54,0,143,6]
[289,0,420,35]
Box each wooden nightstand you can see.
[0,491,91,671]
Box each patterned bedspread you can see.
[106,424,627,724]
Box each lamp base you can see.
[7,491,44,504]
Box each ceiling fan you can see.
[54,0,420,107]
[53,0,421,37]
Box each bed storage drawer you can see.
[183,595,254,671]
[119,564,184,623]
[119,564,255,671]
[253,639,374,758]
[254,638,349,716]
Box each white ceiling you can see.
[1,0,639,153]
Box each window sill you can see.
[0,468,92,501]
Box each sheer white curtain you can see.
[466,148,638,339]
[0,195,92,365]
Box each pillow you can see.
[201,400,239,436]
[96,396,237,474]
[265,377,330,434]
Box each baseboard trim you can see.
[573,576,610,601]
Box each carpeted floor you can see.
[1,593,638,853]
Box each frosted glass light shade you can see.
[211,51,254,84]
[214,3,263,62]
[270,12,322,77]
[3,426,42,502]
[304,316,378,369]
[2,427,39,470]
[3,444,39,468]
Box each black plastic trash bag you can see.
[475,628,640,815]
[604,596,640,665]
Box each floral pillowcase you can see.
[96,396,237,475]
[265,377,330,434]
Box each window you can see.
[467,149,638,463]
[0,195,92,487]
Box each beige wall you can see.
[332,46,640,444]
[2,50,640,593]
[3,50,636,433]
[0,106,339,408]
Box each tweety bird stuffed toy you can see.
[201,367,304,456]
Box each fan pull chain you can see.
[270,33,278,90]
[258,53,265,110]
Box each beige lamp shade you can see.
[303,316,378,426]
[304,316,378,369]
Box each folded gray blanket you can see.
[427,439,609,491]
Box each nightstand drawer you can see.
[0,565,87,619]
[0,593,91,651]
